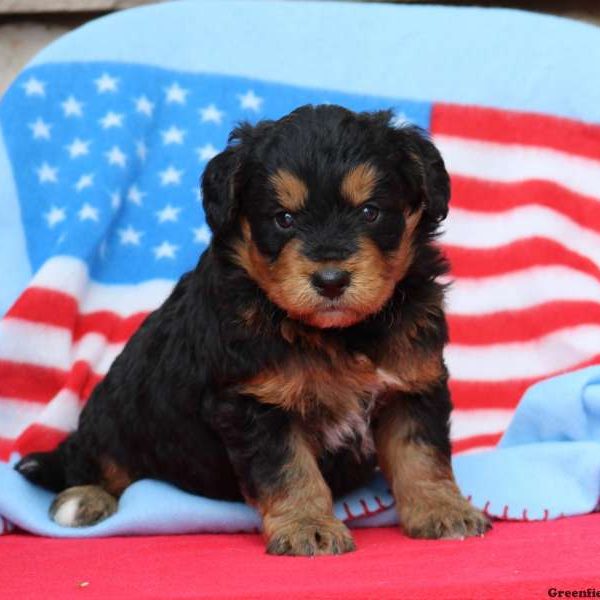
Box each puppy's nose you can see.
[311,269,351,299]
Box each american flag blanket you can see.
[0,1,599,536]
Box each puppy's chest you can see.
[241,338,408,454]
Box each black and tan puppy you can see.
[16,105,490,555]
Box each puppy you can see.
[16,105,490,555]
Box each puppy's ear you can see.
[201,146,241,234]
[396,125,450,222]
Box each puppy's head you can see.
[202,105,449,329]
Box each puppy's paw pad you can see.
[267,517,355,556]
[50,486,117,527]
[404,501,491,540]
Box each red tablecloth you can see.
[2,516,599,599]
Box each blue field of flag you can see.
[1,63,431,284]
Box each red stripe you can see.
[448,302,600,345]
[451,354,600,409]
[7,287,148,343]
[450,379,533,410]
[432,103,600,161]
[74,311,146,343]
[14,424,68,460]
[444,239,600,280]
[63,361,103,401]
[0,361,65,404]
[0,360,102,405]
[0,424,69,461]
[452,433,503,454]
[449,177,600,234]
[6,287,77,329]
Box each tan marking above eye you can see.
[341,163,380,207]
[270,169,309,212]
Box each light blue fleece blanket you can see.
[0,1,599,536]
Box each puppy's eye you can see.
[361,204,379,223]
[274,211,294,229]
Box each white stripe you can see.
[37,389,80,432]
[72,333,124,375]
[0,318,124,374]
[450,409,513,440]
[0,320,72,369]
[0,390,79,438]
[447,266,600,315]
[30,256,174,316]
[442,205,600,267]
[0,397,42,437]
[447,324,600,381]
[436,134,600,201]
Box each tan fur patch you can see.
[341,163,380,207]
[258,427,355,555]
[270,169,309,212]
[374,402,490,539]
[100,458,132,497]
[388,209,422,281]
[375,330,445,395]
[234,222,330,320]
[240,345,375,419]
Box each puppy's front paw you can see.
[266,516,356,556]
[402,494,491,540]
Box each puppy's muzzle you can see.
[311,268,351,299]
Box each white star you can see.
[95,73,119,93]
[199,104,224,125]
[61,96,83,117]
[238,90,263,112]
[110,191,122,209]
[165,83,188,104]
[161,126,185,145]
[118,225,143,246]
[44,206,65,228]
[29,118,51,140]
[153,241,178,260]
[134,95,154,116]
[105,145,127,168]
[22,77,45,97]
[156,204,182,223]
[193,225,212,244]
[78,202,99,222]
[196,143,218,161]
[127,185,145,206]
[66,138,90,159]
[74,173,94,192]
[99,111,124,129]
[136,140,148,162]
[159,165,183,186]
[36,162,58,183]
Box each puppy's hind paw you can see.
[50,485,117,527]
